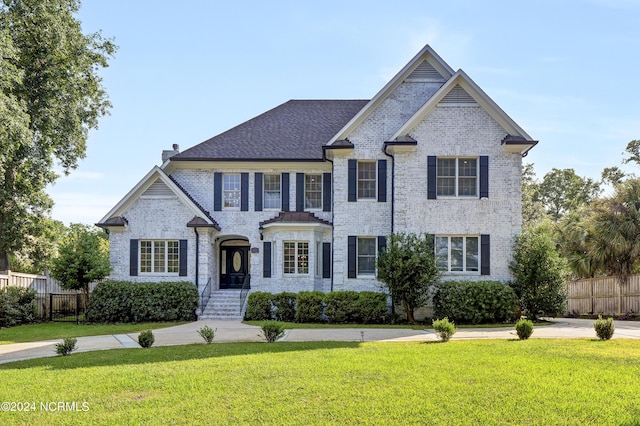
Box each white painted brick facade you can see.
[102,51,531,313]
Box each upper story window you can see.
[263,174,281,210]
[223,174,241,209]
[357,161,376,199]
[437,158,477,197]
[435,235,479,273]
[305,174,322,209]
[140,240,179,274]
[283,241,309,274]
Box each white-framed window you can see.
[357,237,376,275]
[263,174,281,210]
[357,161,376,199]
[436,158,477,197]
[140,240,179,274]
[435,236,479,273]
[305,174,322,209]
[223,174,241,209]
[283,241,309,274]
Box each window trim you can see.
[435,235,480,274]
[223,173,241,210]
[304,173,323,210]
[436,157,479,198]
[263,173,281,210]
[357,161,377,200]
[139,240,180,275]
[356,237,377,276]
[283,241,309,275]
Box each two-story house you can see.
[97,45,537,319]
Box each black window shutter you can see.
[377,160,387,202]
[348,236,357,278]
[254,172,263,211]
[241,173,249,211]
[348,159,357,202]
[179,239,188,276]
[377,236,387,254]
[263,241,272,278]
[282,173,290,211]
[427,156,437,200]
[323,173,331,212]
[480,234,490,276]
[213,172,222,211]
[479,156,489,199]
[296,173,304,212]
[322,242,331,278]
[129,239,138,276]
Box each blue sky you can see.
[48,0,640,224]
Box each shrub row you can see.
[0,286,37,327]
[433,280,518,324]
[245,290,388,324]
[87,280,198,323]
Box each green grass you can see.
[1,339,639,425]
[0,322,187,344]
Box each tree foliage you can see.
[0,0,116,269]
[509,227,568,319]
[536,168,601,221]
[376,233,440,324]
[50,224,110,300]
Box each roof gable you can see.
[97,166,220,230]
[327,44,454,145]
[389,69,534,142]
[173,100,368,162]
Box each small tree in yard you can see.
[509,227,568,320]
[50,224,111,310]
[377,233,440,324]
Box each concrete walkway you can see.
[1,318,639,365]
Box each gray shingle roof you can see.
[173,100,369,161]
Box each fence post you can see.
[49,293,53,322]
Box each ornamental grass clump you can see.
[260,321,285,343]
[55,337,77,356]
[138,330,155,348]
[432,317,456,342]
[594,316,615,340]
[515,317,534,340]
[198,325,216,344]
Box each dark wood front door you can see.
[220,246,248,289]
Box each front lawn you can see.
[0,322,187,344]
[1,339,639,424]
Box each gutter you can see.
[382,145,396,234]
[323,152,335,293]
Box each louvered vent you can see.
[406,61,445,81]
[142,179,173,197]
[439,85,476,104]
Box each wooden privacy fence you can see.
[567,274,640,316]
[0,271,96,320]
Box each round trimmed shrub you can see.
[515,318,534,340]
[594,316,615,340]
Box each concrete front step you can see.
[199,290,247,320]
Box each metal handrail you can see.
[239,274,251,315]
[199,277,212,314]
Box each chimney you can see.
[161,144,180,163]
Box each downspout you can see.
[323,147,335,292]
[382,144,395,234]
[193,227,199,290]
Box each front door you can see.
[220,246,249,289]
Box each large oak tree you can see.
[0,0,115,270]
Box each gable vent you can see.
[142,179,173,197]
[439,85,477,105]
[406,61,446,81]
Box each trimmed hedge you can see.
[294,291,325,323]
[433,280,518,324]
[244,290,388,324]
[87,280,198,323]
[0,286,37,327]
[245,292,272,321]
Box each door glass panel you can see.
[232,251,242,272]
